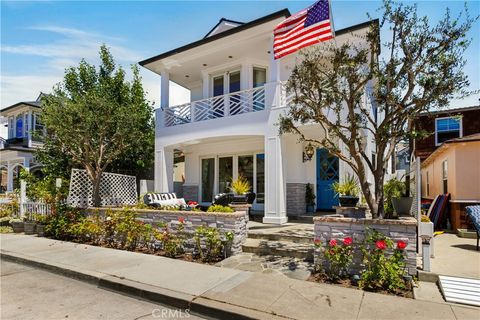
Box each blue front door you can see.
[316,149,339,210]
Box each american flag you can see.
[274,0,334,59]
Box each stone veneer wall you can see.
[182,185,199,202]
[314,216,417,275]
[286,183,306,216]
[85,207,247,254]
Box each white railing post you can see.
[20,179,26,218]
[190,102,196,123]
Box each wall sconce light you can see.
[303,143,315,162]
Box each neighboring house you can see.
[139,9,380,224]
[414,106,480,230]
[413,106,480,161]
[0,94,45,192]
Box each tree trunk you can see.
[374,171,386,219]
[92,173,102,207]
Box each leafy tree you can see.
[279,0,476,218]
[40,45,154,206]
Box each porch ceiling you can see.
[140,13,287,88]
[171,135,264,150]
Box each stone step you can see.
[247,232,313,244]
[242,238,314,261]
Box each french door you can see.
[200,153,265,209]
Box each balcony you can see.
[162,86,266,127]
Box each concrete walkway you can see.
[1,234,479,320]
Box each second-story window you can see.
[435,117,462,145]
[8,117,14,138]
[34,113,44,137]
[253,67,266,88]
[15,114,24,138]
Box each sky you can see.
[1,0,479,131]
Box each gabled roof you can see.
[422,133,480,167]
[418,105,480,117]
[1,100,41,113]
[204,18,245,38]
[139,9,291,67]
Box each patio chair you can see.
[465,205,480,251]
[143,192,187,208]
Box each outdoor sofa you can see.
[465,205,480,251]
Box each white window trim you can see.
[435,116,463,146]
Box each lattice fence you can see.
[67,169,137,208]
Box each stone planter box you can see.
[36,224,46,237]
[85,207,248,254]
[11,221,24,233]
[334,206,368,219]
[24,222,37,235]
[314,216,417,276]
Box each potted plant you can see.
[24,213,37,235]
[384,178,413,217]
[332,174,360,207]
[305,183,316,213]
[9,217,24,233]
[35,214,48,237]
[230,176,251,204]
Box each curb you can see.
[0,251,275,320]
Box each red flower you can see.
[397,240,407,250]
[375,240,387,250]
[329,249,335,255]
[329,239,337,247]
[178,217,185,224]
[343,237,353,246]
[314,239,321,246]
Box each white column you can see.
[154,147,174,193]
[269,36,281,83]
[202,72,209,99]
[263,135,288,224]
[27,111,33,147]
[160,70,170,109]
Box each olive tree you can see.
[279,0,476,218]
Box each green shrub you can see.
[359,228,407,292]
[44,205,82,240]
[384,178,407,217]
[207,205,234,213]
[332,174,359,196]
[194,226,223,262]
[0,226,13,233]
[323,237,354,280]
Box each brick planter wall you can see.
[314,216,417,276]
[85,207,248,254]
[287,183,306,216]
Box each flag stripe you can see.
[275,34,333,59]
[273,0,333,59]
[274,29,333,52]
[274,21,331,46]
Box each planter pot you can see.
[338,196,359,207]
[11,221,24,233]
[24,222,37,235]
[392,197,413,216]
[419,221,434,238]
[306,205,315,213]
[36,224,46,237]
[231,194,248,204]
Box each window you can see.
[201,158,215,202]
[15,114,24,138]
[435,117,461,145]
[256,154,265,204]
[8,117,14,138]
[218,157,233,193]
[34,113,44,135]
[213,75,224,97]
[442,160,448,194]
[253,67,266,88]
[238,155,254,192]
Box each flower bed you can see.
[85,207,248,254]
[312,216,417,297]
[40,204,247,264]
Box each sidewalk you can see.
[1,234,478,320]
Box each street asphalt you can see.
[1,260,205,320]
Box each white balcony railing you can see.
[163,86,266,127]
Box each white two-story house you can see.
[140,9,379,224]
[0,94,45,192]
